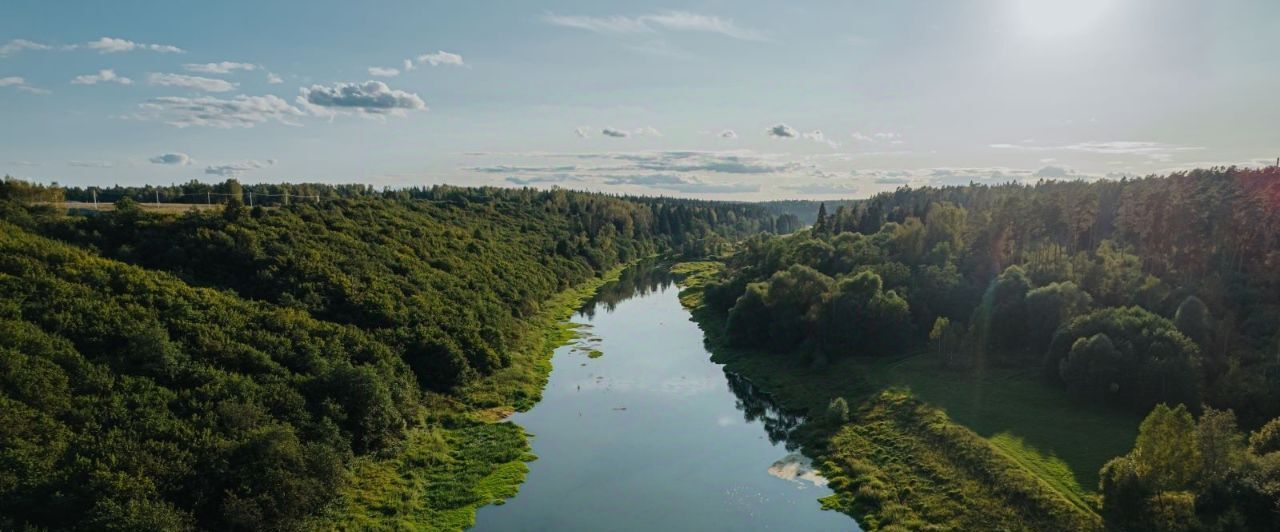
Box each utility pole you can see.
[249,190,254,207]
[284,191,289,206]
[154,190,160,207]
[92,189,98,210]
[207,191,211,205]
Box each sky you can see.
[1,0,1277,200]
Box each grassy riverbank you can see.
[671,261,1119,531]
[316,265,630,530]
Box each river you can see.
[473,265,858,531]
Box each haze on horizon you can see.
[1,0,1276,200]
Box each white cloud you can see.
[601,174,758,193]
[149,153,192,165]
[86,37,182,54]
[783,182,860,195]
[368,66,400,77]
[266,72,283,84]
[183,62,258,74]
[990,140,1203,160]
[575,126,591,138]
[767,123,798,138]
[402,50,465,71]
[298,80,427,117]
[803,129,839,148]
[719,129,738,139]
[148,72,236,92]
[136,94,306,128]
[68,160,113,168]
[1033,165,1074,178]
[71,69,133,85]
[8,160,40,167]
[0,76,49,94]
[205,159,275,176]
[544,10,766,41]
[0,39,53,56]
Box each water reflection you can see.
[724,371,806,451]
[578,260,674,318]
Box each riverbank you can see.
[671,261,1109,531]
[314,264,632,530]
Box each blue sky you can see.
[1,0,1277,199]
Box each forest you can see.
[0,177,784,530]
[690,166,1280,530]
[4,166,1280,530]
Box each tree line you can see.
[699,167,1280,530]
[0,177,787,530]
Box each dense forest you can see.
[694,167,1280,530]
[0,177,786,530]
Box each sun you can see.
[1014,0,1113,38]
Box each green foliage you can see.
[827,396,850,424]
[1133,404,1200,491]
[1024,281,1094,353]
[0,181,778,530]
[821,391,1102,531]
[1048,307,1202,412]
[1101,404,1280,530]
[1248,418,1280,455]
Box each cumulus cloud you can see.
[719,129,738,139]
[71,69,133,86]
[149,153,191,165]
[87,37,182,54]
[136,94,306,128]
[402,50,465,71]
[183,62,257,74]
[767,123,798,138]
[0,76,49,94]
[544,10,766,41]
[575,126,591,138]
[601,127,630,138]
[368,66,400,77]
[298,80,427,117]
[205,159,274,176]
[266,72,283,84]
[148,73,236,92]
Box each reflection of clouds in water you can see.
[566,374,718,397]
[767,453,829,487]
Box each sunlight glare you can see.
[1014,0,1113,38]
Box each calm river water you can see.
[473,265,857,531]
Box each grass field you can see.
[670,261,1138,528]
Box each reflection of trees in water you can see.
[577,261,674,319]
[724,371,806,450]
